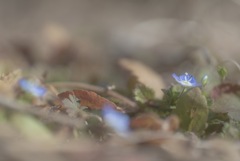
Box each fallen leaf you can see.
[130,114,162,130]
[211,83,240,100]
[211,94,240,121]
[211,83,240,121]
[0,69,22,97]
[130,113,179,132]
[119,58,165,99]
[58,90,117,110]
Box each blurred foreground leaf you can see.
[11,114,53,140]
[0,109,7,123]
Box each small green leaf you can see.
[217,66,228,81]
[207,112,229,134]
[201,75,208,87]
[161,85,182,107]
[133,84,155,104]
[174,88,209,135]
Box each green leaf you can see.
[221,120,240,139]
[174,88,209,135]
[201,75,208,87]
[217,66,228,81]
[11,114,52,140]
[133,84,155,104]
[161,85,182,106]
[84,116,107,141]
[205,112,229,135]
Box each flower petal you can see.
[172,73,180,82]
[172,73,201,87]
[102,105,130,136]
[18,79,47,97]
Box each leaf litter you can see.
[0,59,240,160]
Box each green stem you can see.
[178,87,186,98]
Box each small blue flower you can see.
[172,72,201,87]
[102,105,130,136]
[18,78,47,97]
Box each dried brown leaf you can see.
[211,83,240,100]
[119,58,165,99]
[58,90,117,110]
[130,114,179,132]
[211,83,240,120]
[131,114,162,130]
[0,69,22,97]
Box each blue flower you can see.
[172,72,201,87]
[18,79,47,97]
[102,105,130,136]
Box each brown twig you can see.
[0,95,84,128]
[48,82,137,108]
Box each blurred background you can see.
[0,0,240,84]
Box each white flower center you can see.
[182,80,192,86]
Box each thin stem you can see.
[48,82,137,108]
[178,87,186,98]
